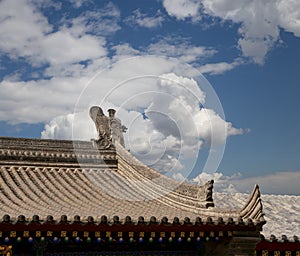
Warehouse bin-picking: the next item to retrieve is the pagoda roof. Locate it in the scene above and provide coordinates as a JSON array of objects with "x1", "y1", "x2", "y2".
[{"x1": 0, "y1": 137, "x2": 265, "y2": 227}]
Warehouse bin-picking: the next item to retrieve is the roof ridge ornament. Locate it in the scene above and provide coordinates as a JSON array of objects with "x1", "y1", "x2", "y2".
[
  {"x1": 89, "y1": 106, "x2": 127, "y2": 149},
  {"x1": 89, "y1": 106, "x2": 113, "y2": 149},
  {"x1": 239, "y1": 184, "x2": 266, "y2": 224}
]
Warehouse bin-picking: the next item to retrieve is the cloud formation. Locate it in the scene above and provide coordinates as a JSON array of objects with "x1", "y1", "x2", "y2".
[
  {"x1": 125, "y1": 9, "x2": 164, "y2": 28},
  {"x1": 198, "y1": 59, "x2": 243, "y2": 75},
  {"x1": 0, "y1": 0, "x2": 120, "y2": 67},
  {"x1": 162, "y1": 0, "x2": 300, "y2": 64},
  {"x1": 162, "y1": 0, "x2": 202, "y2": 21},
  {"x1": 41, "y1": 58, "x2": 243, "y2": 177},
  {"x1": 147, "y1": 38, "x2": 217, "y2": 63},
  {"x1": 65, "y1": 3, "x2": 121, "y2": 36}
]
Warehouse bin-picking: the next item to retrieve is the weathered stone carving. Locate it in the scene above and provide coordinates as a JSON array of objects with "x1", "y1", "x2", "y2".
[
  {"x1": 107, "y1": 109, "x2": 127, "y2": 147},
  {"x1": 196, "y1": 179, "x2": 214, "y2": 206},
  {"x1": 89, "y1": 106, "x2": 112, "y2": 149},
  {"x1": 205, "y1": 179, "x2": 214, "y2": 202},
  {"x1": 89, "y1": 107, "x2": 127, "y2": 148}
]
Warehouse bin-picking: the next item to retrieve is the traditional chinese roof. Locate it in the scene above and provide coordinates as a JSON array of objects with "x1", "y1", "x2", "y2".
[{"x1": 0, "y1": 137, "x2": 265, "y2": 227}]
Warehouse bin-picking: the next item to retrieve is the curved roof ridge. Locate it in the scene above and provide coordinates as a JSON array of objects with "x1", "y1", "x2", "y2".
[
  {"x1": 240, "y1": 184, "x2": 265, "y2": 222},
  {"x1": 115, "y1": 142, "x2": 214, "y2": 208}
]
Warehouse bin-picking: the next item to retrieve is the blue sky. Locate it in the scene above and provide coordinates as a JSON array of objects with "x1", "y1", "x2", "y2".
[{"x1": 0, "y1": 0, "x2": 299, "y2": 195}]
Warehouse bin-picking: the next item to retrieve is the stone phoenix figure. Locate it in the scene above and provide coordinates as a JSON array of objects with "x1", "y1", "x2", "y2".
[{"x1": 89, "y1": 106, "x2": 112, "y2": 149}]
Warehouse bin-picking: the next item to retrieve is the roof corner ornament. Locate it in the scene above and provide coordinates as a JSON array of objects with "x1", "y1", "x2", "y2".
[
  {"x1": 197, "y1": 179, "x2": 214, "y2": 208},
  {"x1": 205, "y1": 179, "x2": 214, "y2": 202},
  {"x1": 89, "y1": 106, "x2": 127, "y2": 149},
  {"x1": 239, "y1": 184, "x2": 266, "y2": 224}
]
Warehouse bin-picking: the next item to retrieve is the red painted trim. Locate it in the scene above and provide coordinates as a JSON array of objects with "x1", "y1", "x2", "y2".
[{"x1": 256, "y1": 241, "x2": 300, "y2": 251}]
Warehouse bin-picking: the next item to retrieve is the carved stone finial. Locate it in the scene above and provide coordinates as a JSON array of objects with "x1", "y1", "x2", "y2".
[
  {"x1": 205, "y1": 179, "x2": 214, "y2": 202},
  {"x1": 107, "y1": 109, "x2": 126, "y2": 147},
  {"x1": 197, "y1": 179, "x2": 214, "y2": 207},
  {"x1": 89, "y1": 106, "x2": 112, "y2": 149},
  {"x1": 90, "y1": 106, "x2": 127, "y2": 148}
]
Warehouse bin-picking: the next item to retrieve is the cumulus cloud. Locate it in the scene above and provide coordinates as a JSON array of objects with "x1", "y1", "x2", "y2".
[
  {"x1": 162, "y1": 0, "x2": 300, "y2": 64},
  {"x1": 41, "y1": 111, "x2": 95, "y2": 140},
  {"x1": 277, "y1": 0, "x2": 300, "y2": 37},
  {"x1": 0, "y1": 0, "x2": 113, "y2": 67},
  {"x1": 201, "y1": 0, "x2": 300, "y2": 64},
  {"x1": 193, "y1": 171, "x2": 241, "y2": 192},
  {"x1": 125, "y1": 9, "x2": 164, "y2": 28},
  {"x1": 147, "y1": 38, "x2": 216, "y2": 63},
  {"x1": 42, "y1": 31, "x2": 106, "y2": 65},
  {"x1": 42, "y1": 114, "x2": 76, "y2": 140},
  {"x1": 0, "y1": 76, "x2": 91, "y2": 124},
  {"x1": 41, "y1": 60, "x2": 242, "y2": 176},
  {"x1": 0, "y1": 0, "x2": 122, "y2": 123},
  {"x1": 162, "y1": 0, "x2": 202, "y2": 21},
  {"x1": 0, "y1": 0, "x2": 52, "y2": 62}
]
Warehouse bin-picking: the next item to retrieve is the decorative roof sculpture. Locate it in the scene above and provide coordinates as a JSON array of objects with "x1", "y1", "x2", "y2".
[
  {"x1": 107, "y1": 108, "x2": 127, "y2": 147},
  {"x1": 89, "y1": 106, "x2": 112, "y2": 149},
  {"x1": 89, "y1": 106, "x2": 127, "y2": 149}
]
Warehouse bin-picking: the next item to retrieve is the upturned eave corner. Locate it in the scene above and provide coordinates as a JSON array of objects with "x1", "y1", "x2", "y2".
[{"x1": 239, "y1": 184, "x2": 266, "y2": 226}]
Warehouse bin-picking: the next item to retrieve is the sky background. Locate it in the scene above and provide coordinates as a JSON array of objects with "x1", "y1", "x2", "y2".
[{"x1": 0, "y1": 0, "x2": 299, "y2": 195}]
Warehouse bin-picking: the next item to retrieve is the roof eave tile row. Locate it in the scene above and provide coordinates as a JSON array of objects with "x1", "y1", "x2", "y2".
[{"x1": 0, "y1": 214, "x2": 265, "y2": 231}]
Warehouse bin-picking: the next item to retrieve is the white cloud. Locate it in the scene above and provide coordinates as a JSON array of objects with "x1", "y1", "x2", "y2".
[
  {"x1": 194, "y1": 108, "x2": 243, "y2": 145},
  {"x1": 147, "y1": 38, "x2": 216, "y2": 63},
  {"x1": 232, "y1": 171, "x2": 300, "y2": 195},
  {"x1": 0, "y1": 56, "x2": 184, "y2": 124},
  {"x1": 200, "y1": 0, "x2": 300, "y2": 64},
  {"x1": 198, "y1": 59, "x2": 243, "y2": 75},
  {"x1": 193, "y1": 171, "x2": 241, "y2": 192},
  {"x1": 125, "y1": 9, "x2": 164, "y2": 28},
  {"x1": 159, "y1": 73, "x2": 206, "y2": 104},
  {"x1": 0, "y1": 77, "x2": 89, "y2": 123},
  {"x1": 42, "y1": 113, "x2": 76, "y2": 140},
  {"x1": 42, "y1": 31, "x2": 107, "y2": 65},
  {"x1": 31, "y1": 0, "x2": 62, "y2": 10},
  {"x1": 65, "y1": 4, "x2": 121, "y2": 36},
  {"x1": 41, "y1": 111, "x2": 95, "y2": 140},
  {"x1": 68, "y1": 0, "x2": 88, "y2": 8},
  {"x1": 162, "y1": 0, "x2": 201, "y2": 21},
  {"x1": 162, "y1": 0, "x2": 300, "y2": 64},
  {"x1": 111, "y1": 43, "x2": 141, "y2": 61},
  {"x1": 41, "y1": 65, "x2": 242, "y2": 177},
  {"x1": 0, "y1": 0, "x2": 116, "y2": 67},
  {"x1": 277, "y1": 0, "x2": 300, "y2": 37},
  {"x1": 0, "y1": 0, "x2": 52, "y2": 61}
]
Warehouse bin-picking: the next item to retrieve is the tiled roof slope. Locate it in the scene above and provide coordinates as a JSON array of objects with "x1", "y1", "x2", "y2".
[{"x1": 0, "y1": 137, "x2": 265, "y2": 225}]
